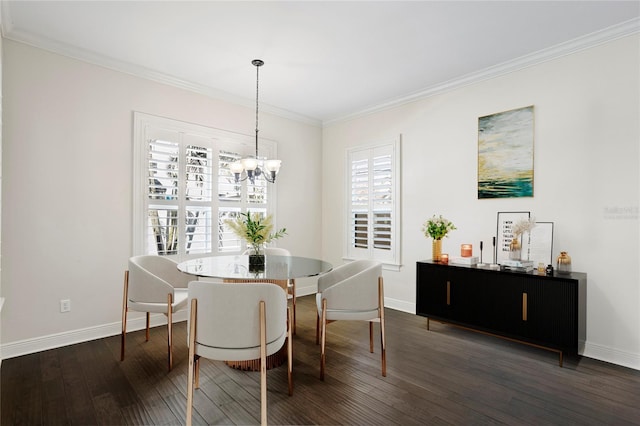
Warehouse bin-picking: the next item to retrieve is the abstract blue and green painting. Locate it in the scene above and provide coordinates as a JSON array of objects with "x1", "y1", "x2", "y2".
[{"x1": 478, "y1": 105, "x2": 534, "y2": 199}]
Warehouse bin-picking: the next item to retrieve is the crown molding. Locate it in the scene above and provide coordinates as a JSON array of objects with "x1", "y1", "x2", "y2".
[
  {"x1": 0, "y1": 8, "x2": 321, "y2": 128},
  {"x1": 324, "y1": 17, "x2": 640, "y2": 127},
  {"x1": 2, "y1": 6, "x2": 637, "y2": 128}
]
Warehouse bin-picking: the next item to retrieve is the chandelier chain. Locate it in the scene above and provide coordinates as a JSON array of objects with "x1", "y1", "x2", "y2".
[{"x1": 255, "y1": 61, "x2": 260, "y2": 157}]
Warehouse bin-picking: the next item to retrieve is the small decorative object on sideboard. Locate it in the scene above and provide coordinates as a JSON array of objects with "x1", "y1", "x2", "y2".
[
  {"x1": 509, "y1": 238, "x2": 522, "y2": 260},
  {"x1": 422, "y1": 215, "x2": 456, "y2": 263},
  {"x1": 501, "y1": 259, "x2": 534, "y2": 272},
  {"x1": 537, "y1": 263, "x2": 546, "y2": 275},
  {"x1": 461, "y1": 244, "x2": 472, "y2": 257},
  {"x1": 432, "y1": 239, "x2": 442, "y2": 263},
  {"x1": 546, "y1": 264, "x2": 554, "y2": 276},
  {"x1": 556, "y1": 251, "x2": 572, "y2": 274},
  {"x1": 450, "y1": 255, "x2": 478, "y2": 266},
  {"x1": 509, "y1": 217, "x2": 536, "y2": 261},
  {"x1": 441, "y1": 254, "x2": 449, "y2": 264}
]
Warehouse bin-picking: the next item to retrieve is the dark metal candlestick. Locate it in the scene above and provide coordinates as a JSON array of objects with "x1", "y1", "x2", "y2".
[{"x1": 492, "y1": 236, "x2": 496, "y2": 264}]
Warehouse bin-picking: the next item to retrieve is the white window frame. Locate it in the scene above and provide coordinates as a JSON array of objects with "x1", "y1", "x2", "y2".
[
  {"x1": 345, "y1": 136, "x2": 401, "y2": 271},
  {"x1": 133, "y1": 112, "x2": 278, "y2": 260}
]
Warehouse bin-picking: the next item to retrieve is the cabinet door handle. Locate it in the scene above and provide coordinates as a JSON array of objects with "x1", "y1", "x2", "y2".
[
  {"x1": 522, "y1": 292, "x2": 528, "y2": 321},
  {"x1": 447, "y1": 281, "x2": 451, "y2": 306}
]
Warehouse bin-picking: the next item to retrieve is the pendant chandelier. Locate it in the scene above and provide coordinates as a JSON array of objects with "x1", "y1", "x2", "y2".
[{"x1": 230, "y1": 59, "x2": 281, "y2": 184}]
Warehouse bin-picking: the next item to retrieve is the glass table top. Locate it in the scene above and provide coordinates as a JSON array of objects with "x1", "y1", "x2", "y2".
[{"x1": 177, "y1": 255, "x2": 333, "y2": 280}]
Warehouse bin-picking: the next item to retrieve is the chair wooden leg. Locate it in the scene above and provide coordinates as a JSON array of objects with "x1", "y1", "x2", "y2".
[
  {"x1": 379, "y1": 277, "x2": 386, "y2": 377},
  {"x1": 320, "y1": 298, "x2": 327, "y2": 381},
  {"x1": 287, "y1": 306, "x2": 293, "y2": 396},
  {"x1": 186, "y1": 299, "x2": 197, "y2": 426},
  {"x1": 259, "y1": 301, "x2": 267, "y2": 426},
  {"x1": 369, "y1": 322, "x2": 374, "y2": 353},
  {"x1": 316, "y1": 313, "x2": 320, "y2": 345},
  {"x1": 167, "y1": 293, "x2": 174, "y2": 372},
  {"x1": 380, "y1": 317, "x2": 387, "y2": 377},
  {"x1": 121, "y1": 270, "x2": 129, "y2": 362},
  {"x1": 291, "y1": 279, "x2": 297, "y2": 336},
  {"x1": 145, "y1": 313, "x2": 150, "y2": 342},
  {"x1": 195, "y1": 356, "x2": 200, "y2": 389}
]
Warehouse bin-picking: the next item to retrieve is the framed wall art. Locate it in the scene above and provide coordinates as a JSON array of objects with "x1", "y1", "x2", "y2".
[{"x1": 478, "y1": 105, "x2": 534, "y2": 199}]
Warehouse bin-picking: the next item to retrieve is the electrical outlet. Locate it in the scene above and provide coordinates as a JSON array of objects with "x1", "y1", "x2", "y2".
[{"x1": 60, "y1": 299, "x2": 71, "y2": 313}]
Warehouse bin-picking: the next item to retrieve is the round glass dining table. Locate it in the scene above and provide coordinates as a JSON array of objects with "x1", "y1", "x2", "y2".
[
  {"x1": 177, "y1": 254, "x2": 332, "y2": 281},
  {"x1": 177, "y1": 254, "x2": 332, "y2": 371}
]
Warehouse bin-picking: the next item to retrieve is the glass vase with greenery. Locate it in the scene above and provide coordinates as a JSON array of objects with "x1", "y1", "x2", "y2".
[{"x1": 225, "y1": 212, "x2": 287, "y2": 256}]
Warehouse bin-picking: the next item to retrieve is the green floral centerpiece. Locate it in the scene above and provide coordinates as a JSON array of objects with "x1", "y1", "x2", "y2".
[
  {"x1": 422, "y1": 215, "x2": 456, "y2": 262},
  {"x1": 225, "y1": 212, "x2": 287, "y2": 256}
]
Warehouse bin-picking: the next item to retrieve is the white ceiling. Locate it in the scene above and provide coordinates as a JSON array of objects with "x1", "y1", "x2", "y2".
[{"x1": 2, "y1": 1, "x2": 639, "y2": 124}]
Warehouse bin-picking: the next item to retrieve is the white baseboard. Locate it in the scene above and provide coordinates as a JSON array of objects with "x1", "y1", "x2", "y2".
[
  {"x1": 1, "y1": 311, "x2": 188, "y2": 360},
  {"x1": 384, "y1": 298, "x2": 415, "y2": 314},
  {"x1": 582, "y1": 341, "x2": 640, "y2": 370},
  {"x1": 297, "y1": 285, "x2": 416, "y2": 315},
  {"x1": 2, "y1": 297, "x2": 638, "y2": 371}
]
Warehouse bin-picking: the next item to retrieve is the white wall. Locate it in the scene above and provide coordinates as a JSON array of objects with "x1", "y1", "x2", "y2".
[
  {"x1": 322, "y1": 34, "x2": 640, "y2": 369},
  {"x1": 0, "y1": 26, "x2": 4, "y2": 365},
  {"x1": 0, "y1": 40, "x2": 323, "y2": 355}
]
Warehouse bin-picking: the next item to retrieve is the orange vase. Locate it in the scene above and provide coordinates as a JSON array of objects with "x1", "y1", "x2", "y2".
[{"x1": 432, "y1": 239, "x2": 442, "y2": 262}]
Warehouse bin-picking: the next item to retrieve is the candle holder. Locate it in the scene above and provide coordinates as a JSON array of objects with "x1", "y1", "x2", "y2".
[
  {"x1": 461, "y1": 244, "x2": 472, "y2": 257},
  {"x1": 441, "y1": 254, "x2": 449, "y2": 264}
]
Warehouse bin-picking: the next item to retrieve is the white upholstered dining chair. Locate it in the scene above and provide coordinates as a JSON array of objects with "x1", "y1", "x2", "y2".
[
  {"x1": 185, "y1": 281, "x2": 292, "y2": 426},
  {"x1": 316, "y1": 259, "x2": 386, "y2": 380},
  {"x1": 121, "y1": 255, "x2": 191, "y2": 371},
  {"x1": 242, "y1": 247, "x2": 298, "y2": 334}
]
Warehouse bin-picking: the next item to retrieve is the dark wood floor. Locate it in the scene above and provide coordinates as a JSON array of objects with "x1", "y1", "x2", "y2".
[{"x1": 3, "y1": 295, "x2": 640, "y2": 425}]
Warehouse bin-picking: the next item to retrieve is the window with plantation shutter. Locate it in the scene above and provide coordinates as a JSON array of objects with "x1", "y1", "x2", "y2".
[
  {"x1": 346, "y1": 138, "x2": 401, "y2": 269},
  {"x1": 133, "y1": 112, "x2": 278, "y2": 258}
]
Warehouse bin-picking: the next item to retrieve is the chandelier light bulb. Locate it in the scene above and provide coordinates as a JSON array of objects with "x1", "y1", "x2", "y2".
[
  {"x1": 241, "y1": 157, "x2": 258, "y2": 171},
  {"x1": 265, "y1": 159, "x2": 282, "y2": 173}
]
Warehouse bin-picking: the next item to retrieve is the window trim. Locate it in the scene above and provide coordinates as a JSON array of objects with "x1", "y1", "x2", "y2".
[
  {"x1": 344, "y1": 136, "x2": 402, "y2": 271},
  {"x1": 133, "y1": 112, "x2": 278, "y2": 258}
]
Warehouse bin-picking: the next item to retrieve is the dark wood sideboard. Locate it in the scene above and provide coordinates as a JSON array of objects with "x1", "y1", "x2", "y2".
[{"x1": 416, "y1": 260, "x2": 586, "y2": 366}]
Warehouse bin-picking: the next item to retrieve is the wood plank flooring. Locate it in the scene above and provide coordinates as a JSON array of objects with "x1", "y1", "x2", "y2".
[{"x1": 3, "y1": 295, "x2": 640, "y2": 425}]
